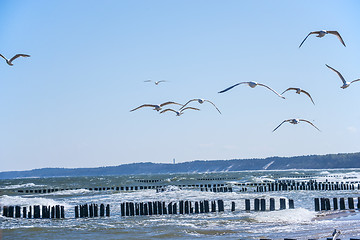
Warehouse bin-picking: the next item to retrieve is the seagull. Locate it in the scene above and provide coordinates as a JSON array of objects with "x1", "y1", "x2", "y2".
[
  {"x1": 144, "y1": 80, "x2": 167, "y2": 85},
  {"x1": 179, "y1": 99, "x2": 221, "y2": 114},
  {"x1": 332, "y1": 229, "x2": 341, "y2": 240},
  {"x1": 326, "y1": 64, "x2": 360, "y2": 89},
  {"x1": 130, "y1": 101, "x2": 183, "y2": 112},
  {"x1": 272, "y1": 119, "x2": 321, "y2": 132},
  {"x1": 218, "y1": 81, "x2": 285, "y2": 99},
  {"x1": 0, "y1": 53, "x2": 30, "y2": 66},
  {"x1": 281, "y1": 88, "x2": 315, "y2": 105},
  {"x1": 299, "y1": 30, "x2": 346, "y2": 48},
  {"x1": 160, "y1": 107, "x2": 200, "y2": 116}
]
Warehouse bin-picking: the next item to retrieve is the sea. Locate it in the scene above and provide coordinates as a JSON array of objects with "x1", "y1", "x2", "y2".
[{"x1": 1, "y1": 169, "x2": 360, "y2": 240}]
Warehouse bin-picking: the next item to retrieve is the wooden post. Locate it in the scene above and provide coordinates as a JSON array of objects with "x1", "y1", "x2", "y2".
[
  {"x1": 333, "y1": 198, "x2": 338, "y2": 210},
  {"x1": 314, "y1": 198, "x2": 320, "y2": 211},
  {"x1": 340, "y1": 198, "x2": 345, "y2": 210},
  {"x1": 56, "y1": 205, "x2": 60, "y2": 219},
  {"x1": 41, "y1": 206, "x2": 47, "y2": 218},
  {"x1": 320, "y1": 198, "x2": 326, "y2": 211},
  {"x1": 189, "y1": 201, "x2": 193, "y2": 214},
  {"x1": 157, "y1": 202, "x2": 162, "y2": 215},
  {"x1": 162, "y1": 202, "x2": 167, "y2": 215},
  {"x1": 200, "y1": 201, "x2": 204, "y2": 213},
  {"x1": 179, "y1": 201, "x2": 184, "y2": 214},
  {"x1": 15, "y1": 206, "x2": 21, "y2": 218},
  {"x1": 126, "y1": 202, "x2": 131, "y2": 216},
  {"x1": 348, "y1": 197, "x2": 355, "y2": 209},
  {"x1": 358, "y1": 197, "x2": 360, "y2": 209},
  {"x1": 231, "y1": 201, "x2": 235, "y2": 211},
  {"x1": 121, "y1": 203, "x2": 125, "y2": 216},
  {"x1": 325, "y1": 198, "x2": 331, "y2": 211},
  {"x1": 280, "y1": 198, "x2": 286, "y2": 210},
  {"x1": 254, "y1": 199, "x2": 260, "y2": 211},
  {"x1": 23, "y1": 207, "x2": 27, "y2": 218},
  {"x1": 217, "y1": 200, "x2": 224, "y2": 212},
  {"x1": 143, "y1": 202, "x2": 148, "y2": 215},
  {"x1": 129, "y1": 202, "x2": 135, "y2": 216},
  {"x1": 270, "y1": 198, "x2": 275, "y2": 211},
  {"x1": 245, "y1": 199, "x2": 251, "y2": 211},
  {"x1": 28, "y1": 206, "x2": 33, "y2": 218},
  {"x1": 3, "y1": 206, "x2": 8, "y2": 217},
  {"x1": 260, "y1": 199, "x2": 266, "y2": 211},
  {"x1": 288, "y1": 199, "x2": 294, "y2": 209},
  {"x1": 195, "y1": 202, "x2": 199, "y2": 214},
  {"x1": 100, "y1": 204, "x2": 105, "y2": 217},
  {"x1": 211, "y1": 200, "x2": 216, "y2": 212},
  {"x1": 204, "y1": 200, "x2": 209, "y2": 213},
  {"x1": 172, "y1": 202, "x2": 177, "y2": 214},
  {"x1": 34, "y1": 205, "x2": 40, "y2": 218},
  {"x1": 75, "y1": 206, "x2": 79, "y2": 218},
  {"x1": 185, "y1": 201, "x2": 189, "y2": 214},
  {"x1": 61, "y1": 206, "x2": 64, "y2": 218},
  {"x1": 153, "y1": 202, "x2": 157, "y2": 215},
  {"x1": 106, "y1": 204, "x2": 110, "y2": 217},
  {"x1": 148, "y1": 202, "x2": 153, "y2": 216},
  {"x1": 89, "y1": 204, "x2": 94, "y2": 218},
  {"x1": 168, "y1": 202, "x2": 173, "y2": 214}
]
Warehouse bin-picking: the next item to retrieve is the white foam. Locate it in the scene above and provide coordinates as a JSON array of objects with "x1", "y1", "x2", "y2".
[
  {"x1": 254, "y1": 208, "x2": 316, "y2": 223},
  {"x1": 0, "y1": 183, "x2": 46, "y2": 189},
  {"x1": 0, "y1": 195, "x2": 67, "y2": 207}
]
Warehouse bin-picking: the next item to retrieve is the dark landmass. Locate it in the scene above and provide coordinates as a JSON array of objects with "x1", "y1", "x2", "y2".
[{"x1": 1, "y1": 152, "x2": 360, "y2": 179}]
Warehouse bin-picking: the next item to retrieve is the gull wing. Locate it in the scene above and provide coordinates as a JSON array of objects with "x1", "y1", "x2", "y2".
[
  {"x1": 180, "y1": 107, "x2": 200, "y2": 112},
  {"x1": 300, "y1": 89, "x2": 315, "y2": 105},
  {"x1": 160, "y1": 108, "x2": 177, "y2": 114},
  {"x1": 218, "y1": 82, "x2": 247, "y2": 93},
  {"x1": 326, "y1": 64, "x2": 346, "y2": 85},
  {"x1": 272, "y1": 120, "x2": 290, "y2": 132},
  {"x1": 157, "y1": 80, "x2": 166, "y2": 83},
  {"x1": 0, "y1": 54, "x2": 8, "y2": 62},
  {"x1": 130, "y1": 104, "x2": 157, "y2": 112},
  {"x1": 257, "y1": 83, "x2": 285, "y2": 99},
  {"x1": 281, "y1": 87, "x2": 298, "y2": 95},
  {"x1": 299, "y1": 31, "x2": 320, "y2": 48},
  {"x1": 327, "y1": 31, "x2": 346, "y2": 47},
  {"x1": 179, "y1": 99, "x2": 197, "y2": 110},
  {"x1": 9, "y1": 54, "x2": 30, "y2": 64},
  {"x1": 299, "y1": 119, "x2": 321, "y2": 131},
  {"x1": 204, "y1": 100, "x2": 222, "y2": 114},
  {"x1": 160, "y1": 101, "x2": 183, "y2": 107},
  {"x1": 144, "y1": 80, "x2": 152, "y2": 82},
  {"x1": 350, "y1": 79, "x2": 360, "y2": 84}
]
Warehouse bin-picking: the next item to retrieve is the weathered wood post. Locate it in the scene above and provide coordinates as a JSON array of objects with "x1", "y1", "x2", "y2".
[
  {"x1": 55, "y1": 205, "x2": 60, "y2": 219},
  {"x1": 162, "y1": 202, "x2": 167, "y2": 215},
  {"x1": 41, "y1": 206, "x2": 47, "y2": 218},
  {"x1": 134, "y1": 203, "x2": 139, "y2": 216},
  {"x1": 184, "y1": 201, "x2": 189, "y2": 214},
  {"x1": 320, "y1": 198, "x2": 326, "y2": 211},
  {"x1": 211, "y1": 201, "x2": 216, "y2": 212},
  {"x1": 348, "y1": 197, "x2": 354, "y2": 209},
  {"x1": 280, "y1": 198, "x2": 286, "y2": 210},
  {"x1": 260, "y1": 199, "x2": 266, "y2": 211},
  {"x1": 75, "y1": 206, "x2": 79, "y2": 218},
  {"x1": 28, "y1": 206, "x2": 32, "y2": 218},
  {"x1": 204, "y1": 200, "x2": 209, "y2": 213},
  {"x1": 83, "y1": 204, "x2": 88, "y2": 218},
  {"x1": 34, "y1": 205, "x2": 40, "y2": 218},
  {"x1": 245, "y1": 199, "x2": 251, "y2": 211},
  {"x1": 153, "y1": 202, "x2": 157, "y2": 215},
  {"x1": 200, "y1": 201, "x2": 204, "y2": 213},
  {"x1": 339, "y1": 198, "x2": 346, "y2": 210},
  {"x1": 179, "y1": 200, "x2": 184, "y2": 214},
  {"x1": 143, "y1": 202, "x2": 148, "y2": 215},
  {"x1": 168, "y1": 202, "x2": 173, "y2": 214},
  {"x1": 93, "y1": 204, "x2": 98, "y2": 217},
  {"x1": 129, "y1": 202, "x2": 134, "y2": 216},
  {"x1": 270, "y1": 198, "x2": 275, "y2": 211},
  {"x1": 148, "y1": 202, "x2": 153, "y2": 216},
  {"x1": 217, "y1": 200, "x2": 224, "y2": 212},
  {"x1": 254, "y1": 199, "x2": 260, "y2": 211},
  {"x1": 195, "y1": 202, "x2": 199, "y2": 214},
  {"x1": 3, "y1": 206, "x2": 8, "y2": 217},
  {"x1": 89, "y1": 204, "x2": 94, "y2": 218},
  {"x1": 314, "y1": 198, "x2": 320, "y2": 211},
  {"x1": 231, "y1": 201, "x2": 235, "y2": 212},
  {"x1": 157, "y1": 201, "x2": 162, "y2": 215},
  {"x1": 15, "y1": 206, "x2": 21, "y2": 218},
  {"x1": 172, "y1": 202, "x2": 177, "y2": 214},
  {"x1": 61, "y1": 206, "x2": 65, "y2": 218},
  {"x1": 106, "y1": 204, "x2": 110, "y2": 217},
  {"x1": 333, "y1": 198, "x2": 338, "y2": 210},
  {"x1": 126, "y1": 202, "x2": 131, "y2": 216},
  {"x1": 100, "y1": 204, "x2": 105, "y2": 217},
  {"x1": 23, "y1": 207, "x2": 27, "y2": 218},
  {"x1": 121, "y1": 203, "x2": 125, "y2": 216},
  {"x1": 288, "y1": 199, "x2": 294, "y2": 209},
  {"x1": 358, "y1": 197, "x2": 360, "y2": 209},
  {"x1": 325, "y1": 198, "x2": 331, "y2": 211},
  {"x1": 189, "y1": 201, "x2": 193, "y2": 214}
]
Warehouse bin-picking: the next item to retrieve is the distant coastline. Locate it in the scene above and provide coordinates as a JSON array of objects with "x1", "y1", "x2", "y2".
[{"x1": 1, "y1": 152, "x2": 359, "y2": 179}]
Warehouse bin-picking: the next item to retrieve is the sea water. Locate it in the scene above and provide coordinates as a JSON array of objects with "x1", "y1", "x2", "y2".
[{"x1": 1, "y1": 169, "x2": 360, "y2": 240}]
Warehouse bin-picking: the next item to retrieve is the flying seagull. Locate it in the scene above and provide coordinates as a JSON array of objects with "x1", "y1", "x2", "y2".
[
  {"x1": 272, "y1": 119, "x2": 321, "y2": 132},
  {"x1": 218, "y1": 81, "x2": 285, "y2": 99},
  {"x1": 0, "y1": 53, "x2": 30, "y2": 66},
  {"x1": 281, "y1": 88, "x2": 315, "y2": 105},
  {"x1": 299, "y1": 30, "x2": 346, "y2": 48},
  {"x1": 326, "y1": 64, "x2": 360, "y2": 89},
  {"x1": 144, "y1": 80, "x2": 167, "y2": 85},
  {"x1": 160, "y1": 107, "x2": 200, "y2": 116},
  {"x1": 179, "y1": 99, "x2": 221, "y2": 114},
  {"x1": 130, "y1": 101, "x2": 183, "y2": 112}
]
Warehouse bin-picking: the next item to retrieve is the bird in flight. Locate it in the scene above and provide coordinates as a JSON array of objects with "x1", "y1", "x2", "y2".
[
  {"x1": 130, "y1": 101, "x2": 183, "y2": 112},
  {"x1": 144, "y1": 80, "x2": 167, "y2": 85},
  {"x1": 332, "y1": 229, "x2": 341, "y2": 240},
  {"x1": 160, "y1": 107, "x2": 200, "y2": 116},
  {"x1": 272, "y1": 119, "x2": 321, "y2": 132},
  {"x1": 179, "y1": 99, "x2": 221, "y2": 114},
  {"x1": 218, "y1": 81, "x2": 285, "y2": 99},
  {"x1": 0, "y1": 53, "x2": 30, "y2": 66},
  {"x1": 326, "y1": 64, "x2": 360, "y2": 89},
  {"x1": 281, "y1": 88, "x2": 315, "y2": 105},
  {"x1": 299, "y1": 30, "x2": 346, "y2": 48}
]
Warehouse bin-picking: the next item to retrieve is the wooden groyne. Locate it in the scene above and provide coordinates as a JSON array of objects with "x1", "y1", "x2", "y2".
[
  {"x1": 314, "y1": 197, "x2": 360, "y2": 211},
  {"x1": 245, "y1": 198, "x2": 294, "y2": 211},
  {"x1": 2, "y1": 205, "x2": 65, "y2": 219},
  {"x1": 75, "y1": 203, "x2": 110, "y2": 218}
]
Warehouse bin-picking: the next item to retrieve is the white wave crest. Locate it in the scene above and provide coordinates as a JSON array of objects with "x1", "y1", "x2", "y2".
[{"x1": 254, "y1": 208, "x2": 316, "y2": 223}]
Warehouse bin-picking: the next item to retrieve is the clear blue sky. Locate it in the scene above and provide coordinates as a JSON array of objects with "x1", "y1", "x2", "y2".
[{"x1": 0, "y1": 0, "x2": 359, "y2": 171}]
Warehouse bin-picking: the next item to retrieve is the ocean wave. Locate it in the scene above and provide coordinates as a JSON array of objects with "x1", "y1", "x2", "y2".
[
  {"x1": 253, "y1": 208, "x2": 316, "y2": 223},
  {"x1": 0, "y1": 183, "x2": 46, "y2": 190}
]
